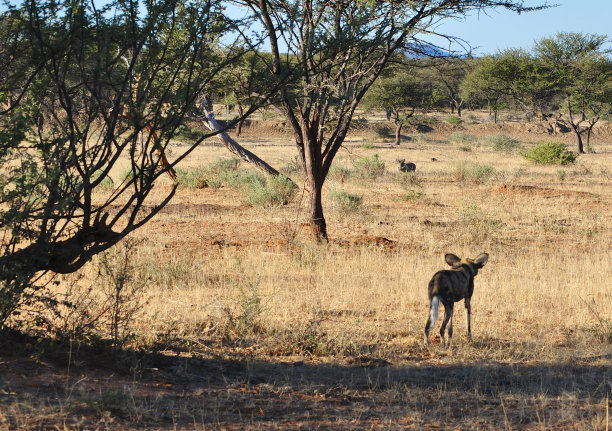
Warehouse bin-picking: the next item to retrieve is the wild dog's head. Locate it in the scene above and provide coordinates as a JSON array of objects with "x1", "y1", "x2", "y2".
[{"x1": 445, "y1": 253, "x2": 489, "y2": 275}]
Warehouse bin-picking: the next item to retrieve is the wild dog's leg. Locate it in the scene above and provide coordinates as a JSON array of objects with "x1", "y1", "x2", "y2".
[
  {"x1": 465, "y1": 298, "x2": 472, "y2": 342},
  {"x1": 424, "y1": 296, "x2": 440, "y2": 345},
  {"x1": 447, "y1": 309, "x2": 454, "y2": 347},
  {"x1": 439, "y1": 301, "x2": 453, "y2": 347}
]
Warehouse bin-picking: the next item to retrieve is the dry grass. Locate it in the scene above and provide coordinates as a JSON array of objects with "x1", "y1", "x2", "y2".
[{"x1": 1, "y1": 115, "x2": 611, "y2": 429}]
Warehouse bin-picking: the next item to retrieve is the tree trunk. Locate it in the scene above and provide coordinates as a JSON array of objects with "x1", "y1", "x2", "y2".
[
  {"x1": 395, "y1": 122, "x2": 403, "y2": 146},
  {"x1": 236, "y1": 104, "x2": 244, "y2": 137},
  {"x1": 574, "y1": 127, "x2": 585, "y2": 154},
  {"x1": 565, "y1": 94, "x2": 585, "y2": 154},
  {"x1": 308, "y1": 179, "x2": 327, "y2": 242},
  {"x1": 302, "y1": 123, "x2": 328, "y2": 242}
]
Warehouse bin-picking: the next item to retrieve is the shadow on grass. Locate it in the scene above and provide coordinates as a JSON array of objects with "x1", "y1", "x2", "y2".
[{"x1": 0, "y1": 329, "x2": 610, "y2": 429}]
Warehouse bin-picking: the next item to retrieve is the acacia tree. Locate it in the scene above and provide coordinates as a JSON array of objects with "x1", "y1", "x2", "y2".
[
  {"x1": 232, "y1": 0, "x2": 548, "y2": 241},
  {"x1": 362, "y1": 69, "x2": 437, "y2": 145},
  {"x1": 534, "y1": 32, "x2": 612, "y2": 153},
  {"x1": 460, "y1": 55, "x2": 511, "y2": 122},
  {"x1": 0, "y1": 0, "x2": 277, "y2": 325},
  {"x1": 427, "y1": 57, "x2": 472, "y2": 117}
]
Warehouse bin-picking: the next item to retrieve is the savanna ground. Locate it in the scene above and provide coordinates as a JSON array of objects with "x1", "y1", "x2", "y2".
[{"x1": 1, "y1": 110, "x2": 611, "y2": 430}]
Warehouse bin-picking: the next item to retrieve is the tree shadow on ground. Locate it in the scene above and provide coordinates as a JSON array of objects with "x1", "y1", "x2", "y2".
[{"x1": 0, "y1": 330, "x2": 610, "y2": 430}]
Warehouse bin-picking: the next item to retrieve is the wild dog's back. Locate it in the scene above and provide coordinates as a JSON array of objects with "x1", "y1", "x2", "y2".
[{"x1": 428, "y1": 266, "x2": 473, "y2": 304}]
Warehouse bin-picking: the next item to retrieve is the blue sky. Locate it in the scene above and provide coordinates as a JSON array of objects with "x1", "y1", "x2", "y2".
[{"x1": 433, "y1": 1, "x2": 612, "y2": 55}]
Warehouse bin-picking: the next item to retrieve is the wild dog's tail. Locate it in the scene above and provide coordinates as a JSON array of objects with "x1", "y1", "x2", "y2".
[
  {"x1": 429, "y1": 296, "x2": 440, "y2": 326},
  {"x1": 424, "y1": 295, "x2": 441, "y2": 345}
]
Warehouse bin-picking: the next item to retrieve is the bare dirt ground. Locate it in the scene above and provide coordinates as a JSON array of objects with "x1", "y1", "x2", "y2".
[{"x1": 1, "y1": 113, "x2": 611, "y2": 430}]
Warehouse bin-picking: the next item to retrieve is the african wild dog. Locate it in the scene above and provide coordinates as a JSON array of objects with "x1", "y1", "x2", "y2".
[
  {"x1": 424, "y1": 253, "x2": 489, "y2": 346},
  {"x1": 397, "y1": 159, "x2": 416, "y2": 172}
]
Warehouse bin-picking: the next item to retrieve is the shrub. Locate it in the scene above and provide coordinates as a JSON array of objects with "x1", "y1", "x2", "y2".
[
  {"x1": 454, "y1": 163, "x2": 496, "y2": 184},
  {"x1": 97, "y1": 239, "x2": 147, "y2": 350},
  {"x1": 352, "y1": 154, "x2": 386, "y2": 180},
  {"x1": 481, "y1": 133, "x2": 520, "y2": 152},
  {"x1": 207, "y1": 157, "x2": 241, "y2": 175},
  {"x1": 557, "y1": 169, "x2": 567, "y2": 181},
  {"x1": 247, "y1": 175, "x2": 297, "y2": 207},
  {"x1": 457, "y1": 201, "x2": 501, "y2": 244},
  {"x1": 449, "y1": 131, "x2": 476, "y2": 144},
  {"x1": 374, "y1": 124, "x2": 392, "y2": 139},
  {"x1": 328, "y1": 189, "x2": 363, "y2": 214},
  {"x1": 174, "y1": 124, "x2": 205, "y2": 142},
  {"x1": 215, "y1": 169, "x2": 262, "y2": 189},
  {"x1": 445, "y1": 116, "x2": 463, "y2": 125},
  {"x1": 328, "y1": 165, "x2": 352, "y2": 183},
  {"x1": 280, "y1": 156, "x2": 303, "y2": 176},
  {"x1": 119, "y1": 167, "x2": 137, "y2": 182},
  {"x1": 174, "y1": 158, "x2": 242, "y2": 189},
  {"x1": 92, "y1": 170, "x2": 114, "y2": 191},
  {"x1": 401, "y1": 189, "x2": 424, "y2": 201},
  {"x1": 175, "y1": 167, "x2": 209, "y2": 188},
  {"x1": 523, "y1": 141, "x2": 577, "y2": 165},
  {"x1": 395, "y1": 171, "x2": 421, "y2": 188}
]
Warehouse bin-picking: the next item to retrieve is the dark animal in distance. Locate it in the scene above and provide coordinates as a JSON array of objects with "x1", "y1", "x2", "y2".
[
  {"x1": 397, "y1": 159, "x2": 416, "y2": 172},
  {"x1": 424, "y1": 253, "x2": 489, "y2": 347}
]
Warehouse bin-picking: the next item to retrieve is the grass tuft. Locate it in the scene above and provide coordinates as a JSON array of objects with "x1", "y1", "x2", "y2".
[
  {"x1": 480, "y1": 133, "x2": 520, "y2": 152},
  {"x1": 328, "y1": 189, "x2": 363, "y2": 214},
  {"x1": 454, "y1": 163, "x2": 496, "y2": 184},
  {"x1": 352, "y1": 154, "x2": 386, "y2": 180}
]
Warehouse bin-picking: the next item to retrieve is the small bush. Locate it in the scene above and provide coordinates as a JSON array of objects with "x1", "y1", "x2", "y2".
[
  {"x1": 445, "y1": 116, "x2": 463, "y2": 125},
  {"x1": 454, "y1": 163, "x2": 496, "y2": 184},
  {"x1": 247, "y1": 175, "x2": 297, "y2": 207},
  {"x1": 457, "y1": 201, "x2": 501, "y2": 244},
  {"x1": 395, "y1": 171, "x2": 421, "y2": 188},
  {"x1": 401, "y1": 189, "x2": 424, "y2": 201},
  {"x1": 481, "y1": 133, "x2": 520, "y2": 152},
  {"x1": 280, "y1": 156, "x2": 303, "y2": 176},
  {"x1": 352, "y1": 154, "x2": 385, "y2": 180},
  {"x1": 119, "y1": 167, "x2": 137, "y2": 182},
  {"x1": 97, "y1": 239, "x2": 147, "y2": 350},
  {"x1": 175, "y1": 167, "x2": 209, "y2": 188},
  {"x1": 374, "y1": 125, "x2": 392, "y2": 139},
  {"x1": 556, "y1": 169, "x2": 567, "y2": 181},
  {"x1": 449, "y1": 131, "x2": 476, "y2": 144},
  {"x1": 92, "y1": 170, "x2": 114, "y2": 191},
  {"x1": 174, "y1": 124, "x2": 205, "y2": 142},
  {"x1": 207, "y1": 157, "x2": 241, "y2": 175},
  {"x1": 407, "y1": 133, "x2": 424, "y2": 143},
  {"x1": 220, "y1": 279, "x2": 267, "y2": 338},
  {"x1": 328, "y1": 189, "x2": 363, "y2": 214},
  {"x1": 175, "y1": 158, "x2": 242, "y2": 189},
  {"x1": 328, "y1": 165, "x2": 352, "y2": 183},
  {"x1": 215, "y1": 169, "x2": 261, "y2": 189},
  {"x1": 523, "y1": 141, "x2": 577, "y2": 165}
]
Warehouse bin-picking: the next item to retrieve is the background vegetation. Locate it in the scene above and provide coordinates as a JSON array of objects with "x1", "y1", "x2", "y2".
[{"x1": 0, "y1": 0, "x2": 611, "y2": 428}]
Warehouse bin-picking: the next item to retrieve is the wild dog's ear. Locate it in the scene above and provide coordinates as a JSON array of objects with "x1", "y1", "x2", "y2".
[
  {"x1": 445, "y1": 253, "x2": 461, "y2": 267},
  {"x1": 474, "y1": 253, "x2": 489, "y2": 267}
]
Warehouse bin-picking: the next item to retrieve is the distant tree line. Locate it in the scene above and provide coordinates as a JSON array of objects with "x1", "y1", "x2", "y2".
[{"x1": 363, "y1": 33, "x2": 612, "y2": 152}]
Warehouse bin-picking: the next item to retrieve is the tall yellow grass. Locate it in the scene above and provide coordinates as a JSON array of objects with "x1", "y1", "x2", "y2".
[{"x1": 63, "y1": 127, "x2": 612, "y2": 364}]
